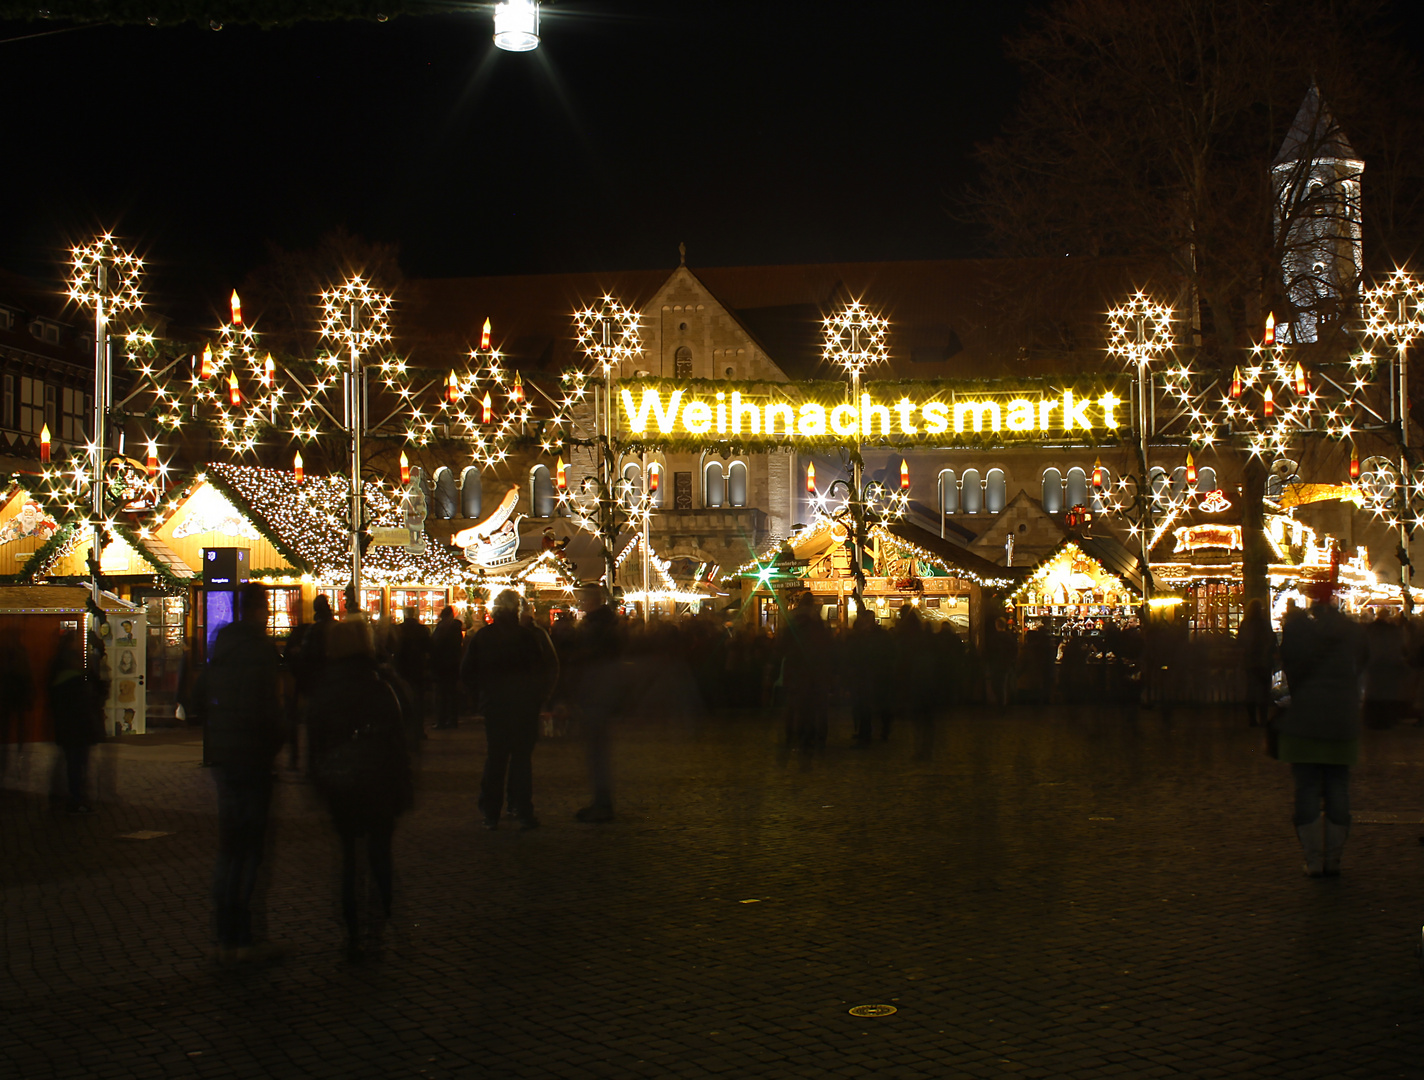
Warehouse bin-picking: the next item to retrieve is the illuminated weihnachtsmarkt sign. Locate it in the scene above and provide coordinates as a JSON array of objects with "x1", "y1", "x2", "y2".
[{"x1": 618, "y1": 379, "x2": 1130, "y2": 447}]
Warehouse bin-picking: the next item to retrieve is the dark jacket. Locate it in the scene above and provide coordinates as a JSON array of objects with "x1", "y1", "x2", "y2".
[
  {"x1": 461, "y1": 613, "x2": 559, "y2": 722},
  {"x1": 391, "y1": 619, "x2": 431, "y2": 688},
  {"x1": 429, "y1": 614, "x2": 464, "y2": 680},
  {"x1": 1279, "y1": 604, "x2": 1364, "y2": 742},
  {"x1": 309, "y1": 655, "x2": 413, "y2": 823},
  {"x1": 199, "y1": 620, "x2": 284, "y2": 769},
  {"x1": 50, "y1": 667, "x2": 100, "y2": 747}
]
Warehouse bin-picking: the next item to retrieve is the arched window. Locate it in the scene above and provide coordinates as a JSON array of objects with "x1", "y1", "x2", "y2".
[
  {"x1": 1149, "y1": 467, "x2": 1168, "y2": 504},
  {"x1": 674, "y1": 346, "x2": 693, "y2": 378},
  {"x1": 728, "y1": 461, "x2": 748, "y2": 507},
  {"x1": 1041, "y1": 468, "x2": 1063, "y2": 513},
  {"x1": 531, "y1": 465, "x2": 555, "y2": 518},
  {"x1": 985, "y1": 468, "x2": 1006, "y2": 514},
  {"x1": 460, "y1": 466, "x2": 482, "y2": 519},
  {"x1": 939, "y1": 469, "x2": 958, "y2": 514},
  {"x1": 1065, "y1": 467, "x2": 1089, "y2": 510},
  {"x1": 1169, "y1": 466, "x2": 1188, "y2": 500},
  {"x1": 647, "y1": 463, "x2": 664, "y2": 508},
  {"x1": 430, "y1": 466, "x2": 457, "y2": 519},
  {"x1": 1090, "y1": 466, "x2": 1113, "y2": 511},
  {"x1": 1196, "y1": 465, "x2": 1217, "y2": 493},
  {"x1": 961, "y1": 468, "x2": 983, "y2": 514},
  {"x1": 704, "y1": 461, "x2": 725, "y2": 508},
  {"x1": 620, "y1": 462, "x2": 641, "y2": 509}
]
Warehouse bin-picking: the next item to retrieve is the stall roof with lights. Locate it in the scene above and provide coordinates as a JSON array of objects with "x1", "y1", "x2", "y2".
[{"x1": 1008, "y1": 536, "x2": 1144, "y2": 606}]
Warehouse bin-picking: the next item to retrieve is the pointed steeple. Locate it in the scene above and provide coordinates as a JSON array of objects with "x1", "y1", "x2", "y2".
[{"x1": 1273, "y1": 82, "x2": 1360, "y2": 168}]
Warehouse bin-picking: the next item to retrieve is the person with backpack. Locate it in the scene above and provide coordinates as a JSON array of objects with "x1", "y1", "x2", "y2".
[
  {"x1": 461, "y1": 589, "x2": 558, "y2": 830},
  {"x1": 308, "y1": 616, "x2": 413, "y2": 958}
]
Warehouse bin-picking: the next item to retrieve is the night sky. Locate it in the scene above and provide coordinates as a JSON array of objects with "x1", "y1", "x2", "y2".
[{"x1": 0, "y1": 1, "x2": 1034, "y2": 324}]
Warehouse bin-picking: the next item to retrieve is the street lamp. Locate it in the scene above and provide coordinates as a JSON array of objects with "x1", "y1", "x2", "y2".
[{"x1": 493, "y1": 0, "x2": 540, "y2": 52}]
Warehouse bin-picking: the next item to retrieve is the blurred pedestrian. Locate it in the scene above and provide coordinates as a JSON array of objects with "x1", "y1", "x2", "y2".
[
  {"x1": 285, "y1": 591, "x2": 335, "y2": 771},
  {"x1": 985, "y1": 618, "x2": 1018, "y2": 706},
  {"x1": 461, "y1": 590, "x2": 558, "y2": 830},
  {"x1": 0, "y1": 628, "x2": 33, "y2": 775},
  {"x1": 391, "y1": 607, "x2": 431, "y2": 737},
  {"x1": 568, "y1": 585, "x2": 623, "y2": 822},
  {"x1": 197, "y1": 583, "x2": 285, "y2": 963},
  {"x1": 49, "y1": 631, "x2": 99, "y2": 813},
  {"x1": 429, "y1": 604, "x2": 464, "y2": 730},
  {"x1": 1237, "y1": 598, "x2": 1275, "y2": 727},
  {"x1": 845, "y1": 606, "x2": 891, "y2": 745},
  {"x1": 780, "y1": 591, "x2": 833, "y2": 753},
  {"x1": 896, "y1": 605, "x2": 938, "y2": 761},
  {"x1": 1278, "y1": 596, "x2": 1364, "y2": 878},
  {"x1": 1361, "y1": 609, "x2": 1410, "y2": 729},
  {"x1": 309, "y1": 617, "x2": 413, "y2": 958}
]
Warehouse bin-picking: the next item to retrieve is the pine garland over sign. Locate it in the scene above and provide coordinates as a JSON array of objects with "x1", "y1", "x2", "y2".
[{"x1": 0, "y1": 2, "x2": 458, "y2": 28}]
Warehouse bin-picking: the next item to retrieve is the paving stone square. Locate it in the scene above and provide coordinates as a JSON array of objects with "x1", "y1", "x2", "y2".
[{"x1": 1, "y1": 704, "x2": 1422, "y2": 1078}]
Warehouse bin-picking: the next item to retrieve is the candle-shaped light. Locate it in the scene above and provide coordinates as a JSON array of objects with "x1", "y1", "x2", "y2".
[
  {"x1": 200, "y1": 344, "x2": 214, "y2": 380},
  {"x1": 1185, "y1": 452, "x2": 1197, "y2": 487},
  {"x1": 900, "y1": 459, "x2": 910, "y2": 491},
  {"x1": 228, "y1": 371, "x2": 241, "y2": 405},
  {"x1": 648, "y1": 466, "x2": 660, "y2": 494},
  {"x1": 447, "y1": 370, "x2": 460, "y2": 404},
  {"x1": 511, "y1": 371, "x2": 524, "y2": 405},
  {"x1": 230, "y1": 290, "x2": 243, "y2": 327},
  {"x1": 293, "y1": 451, "x2": 304, "y2": 483},
  {"x1": 481, "y1": 392, "x2": 493, "y2": 425},
  {"x1": 146, "y1": 438, "x2": 158, "y2": 479},
  {"x1": 39, "y1": 423, "x2": 50, "y2": 463},
  {"x1": 1263, "y1": 385, "x2": 1274, "y2": 417},
  {"x1": 1230, "y1": 366, "x2": 1242, "y2": 400},
  {"x1": 806, "y1": 462, "x2": 816, "y2": 495},
  {"x1": 480, "y1": 317, "x2": 492, "y2": 352},
  {"x1": 1264, "y1": 312, "x2": 1276, "y2": 347},
  {"x1": 1092, "y1": 457, "x2": 1103, "y2": 489},
  {"x1": 555, "y1": 456, "x2": 568, "y2": 493},
  {"x1": 262, "y1": 354, "x2": 275, "y2": 388},
  {"x1": 1294, "y1": 361, "x2": 1307, "y2": 396},
  {"x1": 1349, "y1": 446, "x2": 1360, "y2": 481},
  {"x1": 400, "y1": 451, "x2": 410, "y2": 485}
]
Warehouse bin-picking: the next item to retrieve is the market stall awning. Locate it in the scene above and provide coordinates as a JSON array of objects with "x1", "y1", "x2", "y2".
[{"x1": 878, "y1": 520, "x2": 1018, "y2": 589}]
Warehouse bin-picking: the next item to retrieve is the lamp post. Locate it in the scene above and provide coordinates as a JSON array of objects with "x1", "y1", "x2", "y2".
[
  {"x1": 823, "y1": 301, "x2": 890, "y2": 616},
  {"x1": 67, "y1": 234, "x2": 143, "y2": 608},
  {"x1": 319, "y1": 277, "x2": 394, "y2": 602},
  {"x1": 493, "y1": 0, "x2": 540, "y2": 52}
]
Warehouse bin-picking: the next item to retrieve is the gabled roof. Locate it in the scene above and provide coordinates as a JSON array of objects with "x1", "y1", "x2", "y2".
[
  {"x1": 877, "y1": 520, "x2": 1017, "y2": 588},
  {"x1": 1075, "y1": 532, "x2": 1146, "y2": 594},
  {"x1": 1272, "y1": 83, "x2": 1361, "y2": 167}
]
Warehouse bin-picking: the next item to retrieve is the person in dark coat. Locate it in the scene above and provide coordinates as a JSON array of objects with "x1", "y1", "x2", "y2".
[
  {"x1": 1236, "y1": 598, "x2": 1276, "y2": 726},
  {"x1": 461, "y1": 589, "x2": 558, "y2": 829},
  {"x1": 49, "y1": 631, "x2": 98, "y2": 812},
  {"x1": 284, "y1": 592, "x2": 335, "y2": 771},
  {"x1": 780, "y1": 591, "x2": 833, "y2": 753},
  {"x1": 1279, "y1": 597, "x2": 1364, "y2": 877},
  {"x1": 391, "y1": 607, "x2": 431, "y2": 736},
  {"x1": 309, "y1": 617, "x2": 412, "y2": 957},
  {"x1": 429, "y1": 604, "x2": 464, "y2": 730},
  {"x1": 195, "y1": 584, "x2": 284, "y2": 962},
  {"x1": 846, "y1": 608, "x2": 892, "y2": 745},
  {"x1": 895, "y1": 605, "x2": 939, "y2": 761},
  {"x1": 565, "y1": 585, "x2": 622, "y2": 822}
]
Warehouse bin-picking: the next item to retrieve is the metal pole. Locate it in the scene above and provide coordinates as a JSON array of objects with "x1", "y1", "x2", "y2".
[
  {"x1": 850, "y1": 367, "x2": 866, "y2": 616},
  {"x1": 640, "y1": 450, "x2": 651, "y2": 625},
  {"x1": 1399, "y1": 294, "x2": 1412, "y2": 609},
  {"x1": 1135, "y1": 315, "x2": 1153, "y2": 606},
  {"x1": 90, "y1": 260, "x2": 108, "y2": 608},
  {"x1": 349, "y1": 300, "x2": 363, "y2": 604}
]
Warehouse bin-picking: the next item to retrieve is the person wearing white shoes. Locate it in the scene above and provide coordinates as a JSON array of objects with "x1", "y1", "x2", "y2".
[{"x1": 1278, "y1": 587, "x2": 1364, "y2": 878}]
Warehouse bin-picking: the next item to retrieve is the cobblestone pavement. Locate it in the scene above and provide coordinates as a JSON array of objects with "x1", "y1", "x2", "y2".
[{"x1": 2, "y1": 704, "x2": 1422, "y2": 1079}]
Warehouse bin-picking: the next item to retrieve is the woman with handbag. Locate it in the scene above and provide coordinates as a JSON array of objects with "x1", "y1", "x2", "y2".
[{"x1": 309, "y1": 617, "x2": 413, "y2": 957}]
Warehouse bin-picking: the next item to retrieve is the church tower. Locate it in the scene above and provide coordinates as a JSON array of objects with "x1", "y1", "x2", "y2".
[{"x1": 1271, "y1": 84, "x2": 1364, "y2": 343}]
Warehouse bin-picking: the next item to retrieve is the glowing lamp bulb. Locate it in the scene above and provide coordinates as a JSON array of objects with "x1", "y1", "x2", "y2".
[
  {"x1": 1263, "y1": 385, "x2": 1274, "y2": 417},
  {"x1": 555, "y1": 456, "x2": 567, "y2": 493},
  {"x1": 1294, "y1": 362, "x2": 1306, "y2": 396},
  {"x1": 1092, "y1": 457, "x2": 1103, "y2": 489},
  {"x1": 493, "y1": 0, "x2": 540, "y2": 52},
  {"x1": 230, "y1": 290, "x2": 243, "y2": 327},
  {"x1": 293, "y1": 451, "x2": 304, "y2": 483},
  {"x1": 400, "y1": 451, "x2": 410, "y2": 485},
  {"x1": 481, "y1": 392, "x2": 493, "y2": 425},
  {"x1": 900, "y1": 459, "x2": 910, "y2": 491},
  {"x1": 1264, "y1": 312, "x2": 1275, "y2": 346},
  {"x1": 262, "y1": 354, "x2": 275, "y2": 387},
  {"x1": 1185, "y1": 452, "x2": 1197, "y2": 486},
  {"x1": 1230, "y1": 366, "x2": 1242, "y2": 400},
  {"x1": 511, "y1": 371, "x2": 524, "y2": 405},
  {"x1": 1349, "y1": 447, "x2": 1360, "y2": 481},
  {"x1": 39, "y1": 423, "x2": 50, "y2": 463},
  {"x1": 146, "y1": 439, "x2": 158, "y2": 478},
  {"x1": 479, "y1": 317, "x2": 492, "y2": 352},
  {"x1": 228, "y1": 371, "x2": 241, "y2": 406},
  {"x1": 447, "y1": 370, "x2": 460, "y2": 404},
  {"x1": 806, "y1": 462, "x2": 816, "y2": 495},
  {"x1": 200, "y1": 345, "x2": 213, "y2": 380}
]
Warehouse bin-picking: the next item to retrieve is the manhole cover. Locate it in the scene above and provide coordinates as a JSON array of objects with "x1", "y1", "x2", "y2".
[
  {"x1": 848, "y1": 1004, "x2": 897, "y2": 1017},
  {"x1": 117, "y1": 831, "x2": 172, "y2": 841}
]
